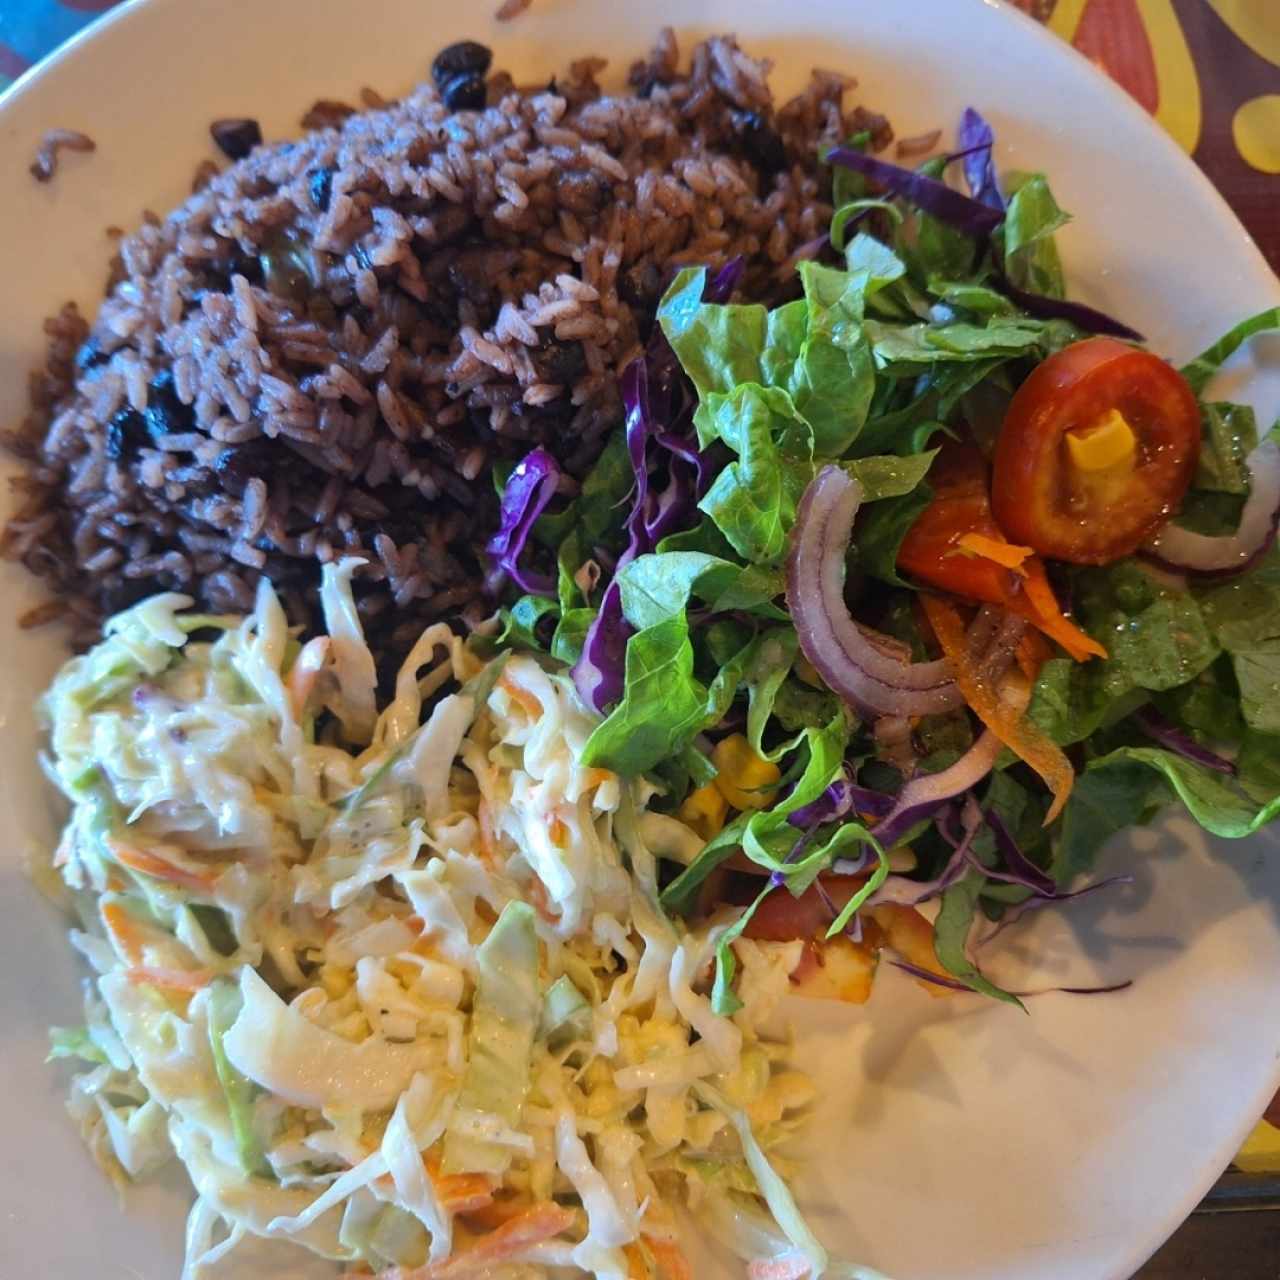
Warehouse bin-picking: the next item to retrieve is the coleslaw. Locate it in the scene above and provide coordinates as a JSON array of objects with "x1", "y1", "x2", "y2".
[{"x1": 39, "y1": 562, "x2": 884, "y2": 1280}]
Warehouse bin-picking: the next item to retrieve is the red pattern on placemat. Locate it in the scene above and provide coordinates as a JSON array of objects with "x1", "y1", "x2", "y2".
[
  {"x1": 0, "y1": 42, "x2": 32, "y2": 80},
  {"x1": 1072, "y1": 0, "x2": 1159, "y2": 114}
]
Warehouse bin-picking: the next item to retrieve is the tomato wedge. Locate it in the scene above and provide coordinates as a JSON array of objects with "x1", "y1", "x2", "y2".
[
  {"x1": 898, "y1": 443, "x2": 1106, "y2": 662},
  {"x1": 991, "y1": 336, "x2": 1201, "y2": 564}
]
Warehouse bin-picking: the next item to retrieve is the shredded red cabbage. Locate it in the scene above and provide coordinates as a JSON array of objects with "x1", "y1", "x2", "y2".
[
  {"x1": 826, "y1": 145, "x2": 1005, "y2": 239},
  {"x1": 573, "y1": 265, "x2": 736, "y2": 712},
  {"x1": 957, "y1": 107, "x2": 1002, "y2": 211},
  {"x1": 994, "y1": 276, "x2": 1145, "y2": 341},
  {"x1": 484, "y1": 446, "x2": 560, "y2": 597},
  {"x1": 1135, "y1": 707, "x2": 1237, "y2": 776},
  {"x1": 786, "y1": 773, "x2": 894, "y2": 830},
  {"x1": 977, "y1": 799, "x2": 1057, "y2": 896},
  {"x1": 890, "y1": 960, "x2": 1132, "y2": 998}
]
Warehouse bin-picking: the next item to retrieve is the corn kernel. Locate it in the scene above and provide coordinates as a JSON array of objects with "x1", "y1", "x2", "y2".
[
  {"x1": 320, "y1": 964, "x2": 353, "y2": 998},
  {"x1": 678, "y1": 783, "x2": 728, "y2": 841},
  {"x1": 1066, "y1": 408, "x2": 1137, "y2": 472},
  {"x1": 711, "y1": 734, "x2": 781, "y2": 811}
]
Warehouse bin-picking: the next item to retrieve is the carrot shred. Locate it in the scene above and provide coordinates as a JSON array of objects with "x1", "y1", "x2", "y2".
[
  {"x1": 126, "y1": 966, "x2": 213, "y2": 993},
  {"x1": 624, "y1": 1242, "x2": 651, "y2": 1280},
  {"x1": 920, "y1": 594, "x2": 1075, "y2": 823},
  {"x1": 107, "y1": 837, "x2": 217, "y2": 893},
  {"x1": 380, "y1": 1203, "x2": 577, "y2": 1279},
  {"x1": 747, "y1": 1257, "x2": 813, "y2": 1280},
  {"x1": 1014, "y1": 570, "x2": 1108, "y2": 663},
  {"x1": 498, "y1": 672, "x2": 543, "y2": 717},
  {"x1": 955, "y1": 532, "x2": 1033, "y2": 572},
  {"x1": 287, "y1": 636, "x2": 331, "y2": 719},
  {"x1": 424, "y1": 1159, "x2": 495, "y2": 1216},
  {"x1": 644, "y1": 1235, "x2": 694, "y2": 1280},
  {"x1": 100, "y1": 900, "x2": 146, "y2": 966}
]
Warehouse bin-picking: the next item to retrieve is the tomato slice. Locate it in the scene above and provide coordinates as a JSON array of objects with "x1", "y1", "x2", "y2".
[
  {"x1": 897, "y1": 443, "x2": 1106, "y2": 662},
  {"x1": 991, "y1": 337, "x2": 1201, "y2": 564}
]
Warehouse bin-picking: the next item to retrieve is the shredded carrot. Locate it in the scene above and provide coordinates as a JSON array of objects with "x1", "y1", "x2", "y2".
[
  {"x1": 920, "y1": 594, "x2": 1075, "y2": 823},
  {"x1": 476, "y1": 801, "x2": 497, "y2": 862},
  {"x1": 747, "y1": 1257, "x2": 813, "y2": 1280},
  {"x1": 287, "y1": 635, "x2": 330, "y2": 719},
  {"x1": 524, "y1": 875, "x2": 561, "y2": 926},
  {"x1": 582, "y1": 767, "x2": 614, "y2": 788},
  {"x1": 126, "y1": 966, "x2": 213, "y2": 993},
  {"x1": 420, "y1": 1158, "x2": 496, "y2": 1216},
  {"x1": 644, "y1": 1235, "x2": 694, "y2": 1280},
  {"x1": 381, "y1": 1202, "x2": 577, "y2": 1279},
  {"x1": 456, "y1": 1195, "x2": 532, "y2": 1233},
  {"x1": 548, "y1": 815, "x2": 568, "y2": 847},
  {"x1": 955, "y1": 532, "x2": 1033, "y2": 572},
  {"x1": 624, "y1": 1242, "x2": 651, "y2": 1280},
  {"x1": 498, "y1": 672, "x2": 543, "y2": 717},
  {"x1": 107, "y1": 837, "x2": 217, "y2": 893},
  {"x1": 100, "y1": 900, "x2": 146, "y2": 966},
  {"x1": 1015, "y1": 570, "x2": 1108, "y2": 663}
]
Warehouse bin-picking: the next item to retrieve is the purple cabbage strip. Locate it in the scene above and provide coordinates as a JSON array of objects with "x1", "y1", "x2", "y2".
[
  {"x1": 484, "y1": 446, "x2": 561, "y2": 597},
  {"x1": 786, "y1": 771, "x2": 898, "y2": 830},
  {"x1": 827, "y1": 145, "x2": 1005, "y2": 239},
  {"x1": 573, "y1": 265, "x2": 729, "y2": 713},
  {"x1": 976, "y1": 799, "x2": 1056, "y2": 896},
  {"x1": 705, "y1": 254, "x2": 746, "y2": 303},
  {"x1": 974, "y1": 873, "x2": 1134, "y2": 949},
  {"x1": 1135, "y1": 707, "x2": 1237, "y2": 776},
  {"x1": 863, "y1": 800, "x2": 980, "y2": 909},
  {"x1": 957, "y1": 107, "x2": 1003, "y2": 211},
  {"x1": 889, "y1": 960, "x2": 1132, "y2": 998},
  {"x1": 994, "y1": 276, "x2": 1146, "y2": 342}
]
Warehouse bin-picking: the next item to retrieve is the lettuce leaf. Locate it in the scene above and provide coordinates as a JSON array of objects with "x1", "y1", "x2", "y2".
[
  {"x1": 581, "y1": 616, "x2": 707, "y2": 775},
  {"x1": 208, "y1": 979, "x2": 269, "y2": 1177}
]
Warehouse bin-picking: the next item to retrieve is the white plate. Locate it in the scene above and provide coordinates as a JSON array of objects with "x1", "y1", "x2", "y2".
[{"x1": 0, "y1": 1, "x2": 1278, "y2": 1277}]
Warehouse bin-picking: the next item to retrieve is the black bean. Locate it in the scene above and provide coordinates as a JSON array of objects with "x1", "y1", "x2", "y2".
[
  {"x1": 733, "y1": 110, "x2": 788, "y2": 177},
  {"x1": 447, "y1": 259, "x2": 492, "y2": 308},
  {"x1": 213, "y1": 445, "x2": 264, "y2": 497},
  {"x1": 308, "y1": 166, "x2": 336, "y2": 213},
  {"x1": 101, "y1": 579, "x2": 153, "y2": 613},
  {"x1": 209, "y1": 117, "x2": 262, "y2": 161},
  {"x1": 555, "y1": 170, "x2": 611, "y2": 216},
  {"x1": 431, "y1": 41, "x2": 493, "y2": 87},
  {"x1": 104, "y1": 407, "x2": 148, "y2": 461},
  {"x1": 617, "y1": 261, "x2": 664, "y2": 311},
  {"x1": 441, "y1": 73, "x2": 487, "y2": 112},
  {"x1": 532, "y1": 339, "x2": 587, "y2": 385},
  {"x1": 75, "y1": 336, "x2": 109, "y2": 373},
  {"x1": 144, "y1": 369, "x2": 194, "y2": 438}
]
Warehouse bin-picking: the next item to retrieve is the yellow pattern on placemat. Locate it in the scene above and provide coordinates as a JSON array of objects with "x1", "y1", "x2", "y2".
[
  {"x1": 1209, "y1": 0, "x2": 1280, "y2": 69},
  {"x1": 1135, "y1": 0, "x2": 1202, "y2": 152},
  {"x1": 1235, "y1": 1118, "x2": 1280, "y2": 1174},
  {"x1": 1232, "y1": 94, "x2": 1280, "y2": 174}
]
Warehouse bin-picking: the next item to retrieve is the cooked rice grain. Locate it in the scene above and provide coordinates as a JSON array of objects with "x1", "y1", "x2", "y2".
[{"x1": 5, "y1": 32, "x2": 889, "y2": 662}]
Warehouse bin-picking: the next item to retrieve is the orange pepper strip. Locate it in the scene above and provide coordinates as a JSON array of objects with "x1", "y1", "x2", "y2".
[
  {"x1": 1015, "y1": 570, "x2": 1108, "y2": 663},
  {"x1": 955, "y1": 532, "x2": 1033, "y2": 572},
  {"x1": 920, "y1": 594, "x2": 1075, "y2": 823},
  {"x1": 1015, "y1": 629, "x2": 1054, "y2": 684},
  {"x1": 107, "y1": 837, "x2": 217, "y2": 893},
  {"x1": 127, "y1": 966, "x2": 213, "y2": 993},
  {"x1": 379, "y1": 1203, "x2": 577, "y2": 1279}
]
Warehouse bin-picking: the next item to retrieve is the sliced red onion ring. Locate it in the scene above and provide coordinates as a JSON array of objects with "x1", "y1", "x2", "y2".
[
  {"x1": 788, "y1": 466, "x2": 963, "y2": 718},
  {"x1": 1145, "y1": 441, "x2": 1280, "y2": 577},
  {"x1": 868, "y1": 729, "x2": 1003, "y2": 851}
]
